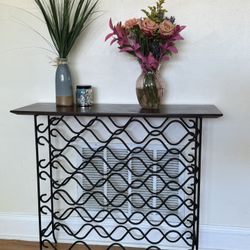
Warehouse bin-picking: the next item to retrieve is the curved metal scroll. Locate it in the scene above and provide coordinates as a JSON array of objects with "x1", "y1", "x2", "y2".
[{"x1": 34, "y1": 115, "x2": 202, "y2": 250}]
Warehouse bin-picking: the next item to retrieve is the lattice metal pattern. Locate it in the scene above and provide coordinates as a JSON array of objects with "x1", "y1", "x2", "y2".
[{"x1": 34, "y1": 115, "x2": 202, "y2": 250}]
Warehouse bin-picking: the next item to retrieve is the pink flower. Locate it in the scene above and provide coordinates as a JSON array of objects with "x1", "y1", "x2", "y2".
[
  {"x1": 105, "y1": 17, "x2": 186, "y2": 72},
  {"x1": 105, "y1": 19, "x2": 129, "y2": 47},
  {"x1": 124, "y1": 18, "x2": 140, "y2": 30},
  {"x1": 135, "y1": 51, "x2": 160, "y2": 72},
  {"x1": 169, "y1": 25, "x2": 186, "y2": 41},
  {"x1": 139, "y1": 18, "x2": 159, "y2": 36},
  {"x1": 159, "y1": 20, "x2": 176, "y2": 37}
]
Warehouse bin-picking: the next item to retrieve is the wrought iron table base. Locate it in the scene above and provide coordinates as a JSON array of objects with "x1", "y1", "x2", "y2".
[{"x1": 34, "y1": 115, "x2": 202, "y2": 250}]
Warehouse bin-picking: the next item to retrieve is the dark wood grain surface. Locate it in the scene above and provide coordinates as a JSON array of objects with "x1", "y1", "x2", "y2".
[{"x1": 11, "y1": 103, "x2": 223, "y2": 118}]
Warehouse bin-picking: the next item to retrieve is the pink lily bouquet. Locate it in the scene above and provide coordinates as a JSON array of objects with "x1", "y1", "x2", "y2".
[
  {"x1": 105, "y1": 0, "x2": 185, "y2": 73},
  {"x1": 105, "y1": 0, "x2": 186, "y2": 109}
]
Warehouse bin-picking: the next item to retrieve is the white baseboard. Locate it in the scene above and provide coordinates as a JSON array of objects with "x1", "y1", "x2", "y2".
[
  {"x1": 0, "y1": 213, "x2": 38, "y2": 242},
  {"x1": 0, "y1": 213, "x2": 249, "y2": 250},
  {"x1": 199, "y1": 225, "x2": 250, "y2": 250}
]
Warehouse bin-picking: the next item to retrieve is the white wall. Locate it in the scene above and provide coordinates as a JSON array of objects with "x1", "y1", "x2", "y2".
[{"x1": 0, "y1": 0, "x2": 250, "y2": 240}]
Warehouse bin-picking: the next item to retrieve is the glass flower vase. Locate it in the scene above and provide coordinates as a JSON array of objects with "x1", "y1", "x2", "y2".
[
  {"x1": 55, "y1": 58, "x2": 73, "y2": 106},
  {"x1": 136, "y1": 70, "x2": 164, "y2": 109}
]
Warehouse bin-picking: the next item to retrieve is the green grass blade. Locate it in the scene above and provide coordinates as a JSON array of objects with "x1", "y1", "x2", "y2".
[{"x1": 35, "y1": 0, "x2": 99, "y2": 58}]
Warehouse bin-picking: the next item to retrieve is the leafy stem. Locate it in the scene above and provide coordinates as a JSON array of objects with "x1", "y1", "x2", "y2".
[
  {"x1": 141, "y1": 0, "x2": 167, "y2": 23},
  {"x1": 34, "y1": 0, "x2": 99, "y2": 59}
]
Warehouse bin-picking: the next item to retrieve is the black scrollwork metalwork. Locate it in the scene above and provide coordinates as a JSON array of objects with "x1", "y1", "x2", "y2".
[{"x1": 34, "y1": 115, "x2": 202, "y2": 250}]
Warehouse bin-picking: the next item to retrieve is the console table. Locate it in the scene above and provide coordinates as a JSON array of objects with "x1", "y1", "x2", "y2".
[{"x1": 11, "y1": 103, "x2": 222, "y2": 250}]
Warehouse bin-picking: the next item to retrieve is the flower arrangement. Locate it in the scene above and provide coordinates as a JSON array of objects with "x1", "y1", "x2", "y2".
[
  {"x1": 105, "y1": 0, "x2": 185, "y2": 109},
  {"x1": 105, "y1": 0, "x2": 185, "y2": 73}
]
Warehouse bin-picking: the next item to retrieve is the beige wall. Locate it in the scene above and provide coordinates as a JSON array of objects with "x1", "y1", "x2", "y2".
[{"x1": 0, "y1": 0, "x2": 250, "y2": 230}]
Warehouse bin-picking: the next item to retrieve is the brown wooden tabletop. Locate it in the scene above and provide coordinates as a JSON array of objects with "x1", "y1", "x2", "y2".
[{"x1": 11, "y1": 103, "x2": 223, "y2": 118}]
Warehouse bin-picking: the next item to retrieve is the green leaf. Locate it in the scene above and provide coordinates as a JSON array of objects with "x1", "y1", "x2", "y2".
[
  {"x1": 34, "y1": 0, "x2": 99, "y2": 58},
  {"x1": 141, "y1": 0, "x2": 167, "y2": 23}
]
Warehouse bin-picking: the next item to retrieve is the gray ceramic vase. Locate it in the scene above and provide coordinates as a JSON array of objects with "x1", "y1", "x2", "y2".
[{"x1": 55, "y1": 58, "x2": 73, "y2": 106}]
